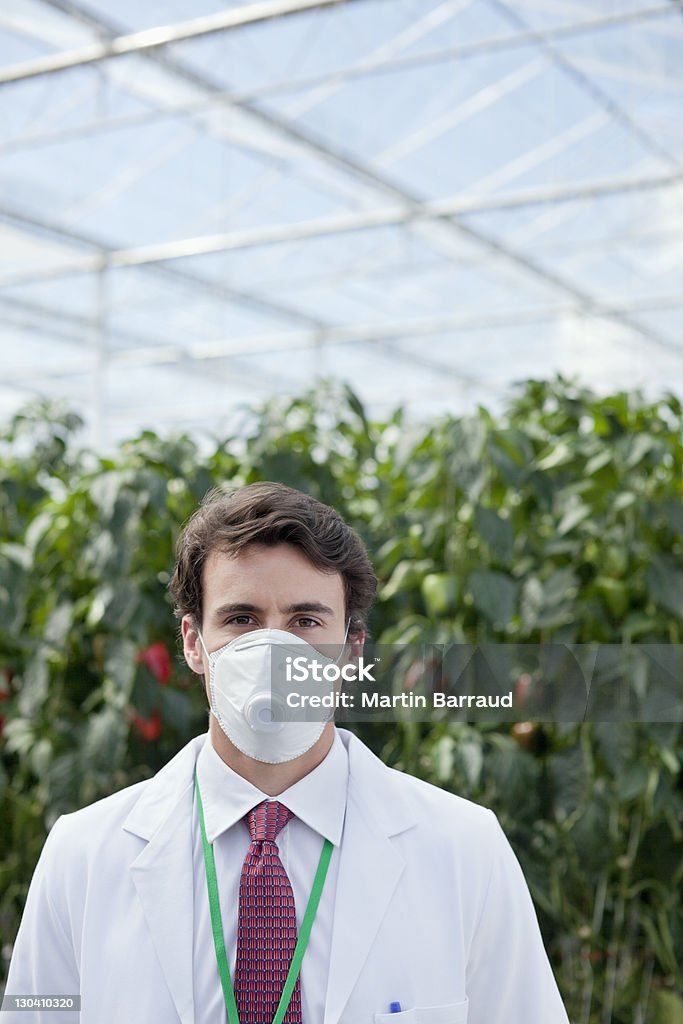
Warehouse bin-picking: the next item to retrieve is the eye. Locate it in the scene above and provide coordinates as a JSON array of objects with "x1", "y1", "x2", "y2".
[
  {"x1": 226, "y1": 614, "x2": 255, "y2": 626},
  {"x1": 294, "y1": 617, "x2": 320, "y2": 628}
]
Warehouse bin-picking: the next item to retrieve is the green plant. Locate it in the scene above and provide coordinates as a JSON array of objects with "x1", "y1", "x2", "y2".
[{"x1": 1, "y1": 378, "x2": 682, "y2": 1023}]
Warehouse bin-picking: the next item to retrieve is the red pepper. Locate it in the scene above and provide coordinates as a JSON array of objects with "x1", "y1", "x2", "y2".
[
  {"x1": 136, "y1": 643, "x2": 172, "y2": 685},
  {"x1": 131, "y1": 709, "x2": 162, "y2": 741}
]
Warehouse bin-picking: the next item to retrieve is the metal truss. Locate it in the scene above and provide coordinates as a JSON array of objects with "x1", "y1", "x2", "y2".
[
  {"x1": 2, "y1": 2, "x2": 677, "y2": 87},
  {"x1": 488, "y1": 0, "x2": 683, "y2": 170},
  {"x1": 0, "y1": 202, "x2": 331, "y2": 329},
  {"x1": 1, "y1": 0, "x2": 682, "y2": 441},
  {"x1": 5, "y1": 0, "x2": 678, "y2": 353},
  {"x1": 0, "y1": 169, "x2": 679, "y2": 287},
  {"x1": 82, "y1": 291, "x2": 683, "y2": 366},
  {"x1": 2, "y1": 4, "x2": 678, "y2": 157},
  {"x1": 0, "y1": 0, "x2": 363, "y2": 85}
]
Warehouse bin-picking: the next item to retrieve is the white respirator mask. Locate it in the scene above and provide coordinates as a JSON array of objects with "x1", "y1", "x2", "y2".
[{"x1": 197, "y1": 622, "x2": 350, "y2": 764}]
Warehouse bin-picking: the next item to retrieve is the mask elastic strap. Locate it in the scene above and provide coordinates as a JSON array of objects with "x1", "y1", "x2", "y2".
[
  {"x1": 333, "y1": 617, "x2": 352, "y2": 665},
  {"x1": 195, "y1": 626, "x2": 210, "y2": 660}
]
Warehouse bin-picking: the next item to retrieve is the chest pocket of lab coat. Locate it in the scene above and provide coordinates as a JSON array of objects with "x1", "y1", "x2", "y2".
[{"x1": 374, "y1": 1000, "x2": 469, "y2": 1024}]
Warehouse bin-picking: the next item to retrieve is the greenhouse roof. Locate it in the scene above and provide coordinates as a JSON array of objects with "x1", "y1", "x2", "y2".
[{"x1": 1, "y1": 0, "x2": 682, "y2": 447}]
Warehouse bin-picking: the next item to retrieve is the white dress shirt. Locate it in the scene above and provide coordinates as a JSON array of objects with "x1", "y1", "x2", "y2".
[{"x1": 192, "y1": 727, "x2": 349, "y2": 1024}]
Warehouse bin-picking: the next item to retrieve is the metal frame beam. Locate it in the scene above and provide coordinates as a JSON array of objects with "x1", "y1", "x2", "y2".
[
  {"x1": 2, "y1": 4, "x2": 676, "y2": 156},
  {"x1": 53, "y1": 294, "x2": 683, "y2": 370},
  {"x1": 5, "y1": 290, "x2": 681, "y2": 397},
  {"x1": 488, "y1": 0, "x2": 683, "y2": 170},
  {"x1": 0, "y1": 0, "x2": 364, "y2": 86},
  {"x1": 30, "y1": 0, "x2": 679, "y2": 309},
  {"x1": 3, "y1": 0, "x2": 681, "y2": 372},
  {"x1": 3, "y1": 2, "x2": 677, "y2": 90},
  {"x1": 0, "y1": 204, "x2": 330, "y2": 331},
  {"x1": 0, "y1": 169, "x2": 679, "y2": 287},
  {"x1": 0, "y1": 297, "x2": 298, "y2": 393}
]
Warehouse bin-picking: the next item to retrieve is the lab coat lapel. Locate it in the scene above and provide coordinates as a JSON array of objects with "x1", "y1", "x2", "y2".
[
  {"x1": 124, "y1": 735, "x2": 204, "y2": 1024},
  {"x1": 323, "y1": 731, "x2": 416, "y2": 1024}
]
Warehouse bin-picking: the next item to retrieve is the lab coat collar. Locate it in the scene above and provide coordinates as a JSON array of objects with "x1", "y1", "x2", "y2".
[
  {"x1": 195, "y1": 725, "x2": 348, "y2": 846},
  {"x1": 122, "y1": 732, "x2": 205, "y2": 842},
  {"x1": 122, "y1": 727, "x2": 416, "y2": 842}
]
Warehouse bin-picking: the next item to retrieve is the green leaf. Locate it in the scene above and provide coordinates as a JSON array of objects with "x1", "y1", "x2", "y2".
[
  {"x1": 2, "y1": 718, "x2": 35, "y2": 757},
  {"x1": 374, "y1": 536, "x2": 407, "y2": 575},
  {"x1": 524, "y1": 569, "x2": 577, "y2": 630},
  {"x1": 104, "y1": 639, "x2": 138, "y2": 698},
  {"x1": 380, "y1": 559, "x2": 434, "y2": 601},
  {"x1": 44, "y1": 601, "x2": 75, "y2": 646},
  {"x1": 536, "y1": 441, "x2": 573, "y2": 471},
  {"x1": 457, "y1": 738, "x2": 483, "y2": 789},
  {"x1": 568, "y1": 793, "x2": 613, "y2": 872},
  {"x1": 474, "y1": 506, "x2": 514, "y2": 564},
  {"x1": 612, "y1": 491, "x2": 636, "y2": 512},
  {"x1": 617, "y1": 761, "x2": 650, "y2": 801},
  {"x1": 543, "y1": 568, "x2": 579, "y2": 607},
  {"x1": 584, "y1": 449, "x2": 613, "y2": 476},
  {"x1": 549, "y1": 743, "x2": 587, "y2": 820},
  {"x1": 159, "y1": 687, "x2": 191, "y2": 733},
  {"x1": 86, "y1": 585, "x2": 115, "y2": 628},
  {"x1": 46, "y1": 752, "x2": 81, "y2": 812},
  {"x1": 447, "y1": 416, "x2": 488, "y2": 498},
  {"x1": 520, "y1": 576, "x2": 544, "y2": 632},
  {"x1": 622, "y1": 612, "x2": 657, "y2": 640},
  {"x1": 660, "y1": 499, "x2": 683, "y2": 536},
  {"x1": 557, "y1": 500, "x2": 591, "y2": 536},
  {"x1": 0, "y1": 543, "x2": 32, "y2": 570},
  {"x1": 595, "y1": 576, "x2": 629, "y2": 618},
  {"x1": 593, "y1": 722, "x2": 638, "y2": 776},
  {"x1": 342, "y1": 384, "x2": 369, "y2": 428},
  {"x1": 17, "y1": 656, "x2": 49, "y2": 718},
  {"x1": 131, "y1": 666, "x2": 160, "y2": 718},
  {"x1": 625, "y1": 432, "x2": 657, "y2": 468},
  {"x1": 83, "y1": 707, "x2": 126, "y2": 771},
  {"x1": 646, "y1": 556, "x2": 683, "y2": 618},
  {"x1": 468, "y1": 570, "x2": 518, "y2": 628},
  {"x1": 421, "y1": 573, "x2": 459, "y2": 616},
  {"x1": 23, "y1": 510, "x2": 54, "y2": 554},
  {"x1": 29, "y1": 738, "x2": 53, "y2": 778},
  {"x1": 103, "y1": 582, "x2": 139, "y2": 631},
  {"x1": 90, "y1": 472, "x2": 122, "y2": 521},
  {"x1": 650, "y1": 990, "x2": 683, "y2": 1024},
  {"x1": 431, "y1": 734, "x2": 455, "y2": 784},
  {"x1": 487, "y1": 735, "x2": 540, "y2": 814}
]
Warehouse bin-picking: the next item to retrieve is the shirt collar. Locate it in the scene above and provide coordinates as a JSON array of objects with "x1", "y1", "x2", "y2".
[{"x1": 195, "y1": 727, "x2": 348, "y2": 847}]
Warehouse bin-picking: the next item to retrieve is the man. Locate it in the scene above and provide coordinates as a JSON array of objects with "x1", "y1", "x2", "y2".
[{"x1": 5, "y1": 482, "x2": 569, "y2": 1023}]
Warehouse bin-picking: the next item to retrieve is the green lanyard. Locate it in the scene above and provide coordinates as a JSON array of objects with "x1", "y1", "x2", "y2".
[{"x1": 194, "y1": 770, "x2": 334, "y2": 1024}]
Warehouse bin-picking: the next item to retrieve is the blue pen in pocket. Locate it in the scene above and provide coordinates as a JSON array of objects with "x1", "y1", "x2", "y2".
[{"x1": 389, "y1": 1003, "x2": 402, "y2": 1014}]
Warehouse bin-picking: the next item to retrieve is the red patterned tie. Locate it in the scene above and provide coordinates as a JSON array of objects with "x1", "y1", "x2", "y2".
[{"x1": 234, "y1": 800, "x2": 302, "y2": 1024}]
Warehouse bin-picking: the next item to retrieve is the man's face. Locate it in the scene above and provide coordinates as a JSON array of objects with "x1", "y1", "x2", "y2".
[{"x1": 182, "y1": 542, "x2": 362, "y2": 684}]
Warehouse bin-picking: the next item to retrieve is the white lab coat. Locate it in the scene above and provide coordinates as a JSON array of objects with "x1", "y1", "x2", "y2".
[{"x1": 5, "y1": 728, "x2": 569, "y2": 1024}]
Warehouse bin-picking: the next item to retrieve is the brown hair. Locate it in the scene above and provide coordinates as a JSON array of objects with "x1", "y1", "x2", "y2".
[{"x1": 169, "y1": 482, "x2": 376, "y2": 636}]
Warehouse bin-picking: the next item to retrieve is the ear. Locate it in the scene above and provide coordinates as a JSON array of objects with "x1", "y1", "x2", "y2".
[
  {"x1": 181, "y1": 615, "x2": 206, "y2": 676},
  {"x1": 347, "y1": 626, "x2": 366, "y2": 661}
]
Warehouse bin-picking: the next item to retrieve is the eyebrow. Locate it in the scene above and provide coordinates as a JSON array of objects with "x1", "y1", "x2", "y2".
[{"x1": 213, "y1": 602, "x2": 336, "y2": 619}]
